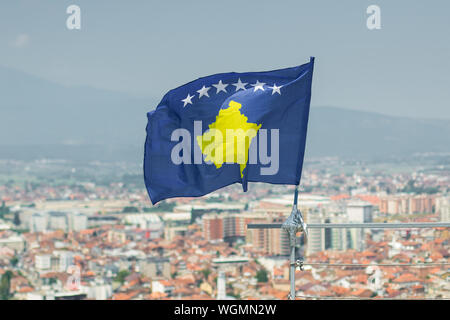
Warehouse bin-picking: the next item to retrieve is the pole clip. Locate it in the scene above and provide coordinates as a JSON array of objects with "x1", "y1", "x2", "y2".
[{"x1": 295, "y1": 260, "x2": 304, "y2": 271}]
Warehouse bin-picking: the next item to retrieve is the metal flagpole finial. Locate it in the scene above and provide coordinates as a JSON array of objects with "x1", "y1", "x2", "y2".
[{"x1": 282, "y1": 185, "x2": 308, "y2": 240}]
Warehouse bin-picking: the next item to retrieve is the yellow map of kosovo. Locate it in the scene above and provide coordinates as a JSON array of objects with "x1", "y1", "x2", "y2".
[{"x1": 196, "y1": 100, "x2": 261, "y2": 178}]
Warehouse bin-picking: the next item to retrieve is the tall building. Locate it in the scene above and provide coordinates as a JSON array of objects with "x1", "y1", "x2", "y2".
[
  {"x1": 436, "y1": 196, "x2": 450, "y2": 222},
  {"x1": 306, "y1": 202, "x2": 372, "y2": 253},
  {"x1": 306, "y1": 209, "x2": 325, "y2": 256},
  {"x1": 379, "y1": 194, "x2": 436, "y2": 215},
  {"x1": 223, "y1": 214, "x2": 251, "y2": 240},
  {"x1": 71, "y1": 213, "x2": 88, "y2": 231},
  {"x1": 246, "y1": 215, "x2": 268, "y2": 251},
  {"x1": 48, "y1": 212, "x2": 69, "y2": 232},
  {"x1": 31, "y1": 213, "x2": 47, "y2": 233},
  {"x1": 324, "y1": 212, "x2": 349, "y2": 251},
  {"x1": 267, "y1": 215, "x2": 291, "y2": 256},
  {"x1": 203, "y1": 213, "x2": 262, "y2": 242},
  {"x1": 346, "y1": 201, "x2": 373, "y2": 251},
  {"x1": 56, "y1": 250, "x2": 74, "y2": 272},
  {"x1": 324, "y1": 218, "x2": 333, "y2": 250},
  {"x1": 204, "y1": 210, "x2": 298, "y2": 255},
  {"x1": 346, "y1": 201, "x2": 373, "y2": 223},
  {"x1": 216, "y1": 271, "x2": 226, "y2": 300},
  {"x1": 203, "y1": 214, "x2": 224, "y2": 241},
  {"x1": 246, "y1": 213, "x2": 292, "y2": 256}
]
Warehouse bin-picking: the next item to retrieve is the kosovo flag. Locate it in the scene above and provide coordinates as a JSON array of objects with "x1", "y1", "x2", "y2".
[{"x1": 144, "y1": 57, "x2": 314, "y2": 204}]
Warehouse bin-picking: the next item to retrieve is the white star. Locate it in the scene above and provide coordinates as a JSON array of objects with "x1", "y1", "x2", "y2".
[
  {"x1": 181, "y1": 93, "x2": 195, "y2": 107},
  {"x1": 268, "y1": 83, "x2": 282, "y2": 95},
  {"x1": 212, "y1": 80, "x2": 228, "y2": 94},
  {"x1": 197, "y1": 85, "x2": 211, "y2": 99},
  {"x1": 251, "y1": 80, "x2": 266, "y2": 92},
  {"x1": 232, "y1": 78, "x2": 247, "y2": 91}
]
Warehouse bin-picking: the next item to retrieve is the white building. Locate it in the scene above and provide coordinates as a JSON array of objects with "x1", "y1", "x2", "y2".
[
  {"x1": 388, "y1": 236, "x2": 403, "y2": 259},
  {"x1": 80, "y1": 282, "x2": 112, "y2": 300},
  {"x1": 216, "y1": 271, "x2": 226, "y2": 300},
  {"x1": 306, "y1": 209, "x2": 325, "y2": 256},
  {"x1": 31, "y1": 213, "x2": 47, "y2": 232},
  {"x1": 48, "y1": 212, "x2": 69, "y2": 231},
  {"x1": 71, "y1": 213, "x2": 88, "y2": 231},
  {"x1": 0, "y1": 235, "x2": 25, "y2": 252},
  {"x1": 366, "y1": 266, "x2": 384, "y2": 294},
  {"x1": 436, "y1": 196, "x2": 450, "y2": 222},
  {"x1": 330, "y1": 215, "x2": 350, "y2": 251},
  {"x1": 152, "y1": 280, "x2": 174, "y2": 296},
  {"x1": 55, "y1": 251, "x2": 74, "y2": 272},
  {"x1": 346, "y1": 201, "x2": 373, "y2": 223},
  {"x1": 123, "y1": 213, "x2": 164, "y2": 238},
  {"x1": 346, "y1": 201, "x2": 373, "y2": 252},
  {"x1": 35, "y1": 254, "x2": 52, "y2": 271}
]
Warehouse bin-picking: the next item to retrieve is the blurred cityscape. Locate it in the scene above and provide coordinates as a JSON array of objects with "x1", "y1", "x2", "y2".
[{"x1": 0, "y1": 154, "x2": 448, "y2": 300}]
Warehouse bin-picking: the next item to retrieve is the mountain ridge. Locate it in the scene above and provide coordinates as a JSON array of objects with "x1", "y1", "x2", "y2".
[{"x1": 1, "y1": 66, "x2": 449, "y2": 161}]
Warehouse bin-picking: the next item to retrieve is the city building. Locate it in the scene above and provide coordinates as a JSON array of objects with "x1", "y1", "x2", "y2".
[
  {"x1": 139, "y1": 257, "x2": 171, "y2": 279},
  {"x1": 31, "y1": 213, "x2": 47, "y2": 233},
  {"x1": 0, "y1": 234, "x2": 25, "y2": 252},
  {"x1": 346, "y1": 201, "x2": 373, "y2": 223},
  {"x1": 436, "y1": 196, "x2": 450, "y2": 222},
  {"x1": 48, "y1": 212, "x2": 69, "y2": 232},
  {"x1": 346, "y1": 201, "x2": 373, "y2": 251},
  {"x1": 306, "y1": 208, "x2": 324, "y2": 256},
  {"x1": 123, "y1": 213, "x2": 164, "y2": 239},
  {"x1": 35, "y1": 254, "x2": 52, "y2": 271},
  {"x1": 203, "y1": 214, "x2": 224, "y2": 241},
  {"x1": 379, "y1": 194, "x2": 435, "y2": 215},
  {"x1": 71, "y1": 213, "x2": 88, "y2": 231},
  {"x1": 80, "y1": 282, "x2": 113, "y2": 300}
]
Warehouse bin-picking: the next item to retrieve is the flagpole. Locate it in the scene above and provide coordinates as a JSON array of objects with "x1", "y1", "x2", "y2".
[
  {"x1": 281, "y1": 185, "x2": 308, "y2": 300},
  {"x1": 280, "y1": 57, "x2": 314, "y2": 299},
  {"x1": 289, "y1": 185, "x2": 299, "y2": 301}
]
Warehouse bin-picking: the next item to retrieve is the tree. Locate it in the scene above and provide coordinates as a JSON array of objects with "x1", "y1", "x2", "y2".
[
  {"x1": 0, "y1": 201, "x2": 9, "y2": 218},
  {"x1": 114, "y1": 270, "x2": 130, "y2": 284},
  {"x1": 0, "y1": 271, "x2": 13, "y2": 300},
  {"x1": 13, "y1": 212, "x2": 21, "y2": 226},
  {"x1": 256, "y1": 269, "x2": 268, "y2": 283},
  {"x1": 201, "y1": 269, "x2": 211, "y2": 279},
  {"x1": 144, "y1": 202, "x2": 175, "y2": 213},
  {"x1": 10, "y1": 256, "x2": 19, "y2": 267},
  {"x1": 122, "y1": 206, "x2": 139, "y2": 213}
]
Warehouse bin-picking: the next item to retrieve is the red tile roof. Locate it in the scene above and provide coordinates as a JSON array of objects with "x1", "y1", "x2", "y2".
[{"x1": 393, "y1": 273, "x2": 421, "y2": 283}]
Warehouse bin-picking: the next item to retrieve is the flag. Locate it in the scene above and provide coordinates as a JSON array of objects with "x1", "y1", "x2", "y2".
[{"x1": 144, "y1": 57, "x2": 315, "y2": 204}]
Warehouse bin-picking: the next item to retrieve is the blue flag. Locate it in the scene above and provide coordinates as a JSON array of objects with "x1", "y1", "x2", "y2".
[{"x1": 144, "y1": 57, "x2": 314, "y2": 204}]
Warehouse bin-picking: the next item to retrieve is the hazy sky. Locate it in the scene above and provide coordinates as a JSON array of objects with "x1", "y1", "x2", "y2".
[{"x1": 1, "y1": 0, "x2": 449, "y2": 119}]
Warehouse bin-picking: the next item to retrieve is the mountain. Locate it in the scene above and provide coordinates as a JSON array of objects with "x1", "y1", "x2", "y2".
[
  {"x1": 1, "y1": 67, "x2": 449, "y2": 162},
  {"x1": 0, "y1": 66, "x2": 154, "y2": 146},
  {"x1": 305, "y1": 106, "x2": 450, "y2": 158}
]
